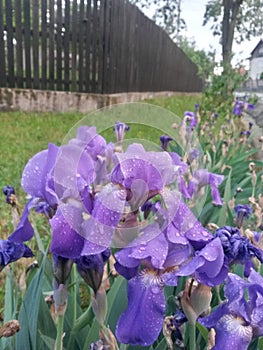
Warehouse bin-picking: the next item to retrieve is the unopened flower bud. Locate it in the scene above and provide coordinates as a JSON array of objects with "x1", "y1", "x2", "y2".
[
  {"x1": 114, "y1": 120, "x2": 130, "y2": 144},
  {"x1": 251, "y1": 171, "x2": 257, "y2": 188},
  {"x1": 76, "y1": 250, "x2": 110, "y2": 294},
  {"x1": 234, "y1": 204, "x2": 252, "y2": 228},
  {"x1": 53, "y1": 282, "x2": 68, "y2": 316},
  {"x1": 222, "y1": 142, "x2": 228, "y2": 157},
  {"x1": 160, "y1": 135, "x2": 173, "y2": 151},
  {"x1": 92, "y1": 288, "x2": 108, "y2": 326},
  {"x1": 181, "y1": 279, "x2": 212, "y2": 325},
  {"x1": 249, "y1": 162, "x2": 255, "y2": 172},
  {"x1": 52, "y1": 255, "x2": 73, "y2": 285}
]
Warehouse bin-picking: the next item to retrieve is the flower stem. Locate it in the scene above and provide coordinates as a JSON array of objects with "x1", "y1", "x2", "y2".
[
  {"x1": 55, "y1": 314, "x2": 64, "y2": 350},
  {"x1": 189, "y1": 323, "x2": 196, "y2": 350},
  {"x1": 72, "y1": 264, "x2": 77, "y2": 323},
  {"x1": 67, "y1": 265, "x2": 77, "y2": 349}
]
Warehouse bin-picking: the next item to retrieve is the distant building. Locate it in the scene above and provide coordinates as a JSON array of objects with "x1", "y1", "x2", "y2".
[{"x1": 248, "y1": 39, "x2": 263, "y2": 80}]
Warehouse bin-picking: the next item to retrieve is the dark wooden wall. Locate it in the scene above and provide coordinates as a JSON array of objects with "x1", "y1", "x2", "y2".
[{"x1": 0, "y1": 0, "x2": 203, "y2": 93}]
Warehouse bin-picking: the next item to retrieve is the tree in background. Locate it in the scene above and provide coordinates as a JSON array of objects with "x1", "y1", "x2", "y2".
[
  {"x1": 204, "y1": 0, "x2": 263, "y2": 68},
  {"x1": 129, "y1": 0, "x2": 185, "y2": 40},
  {"x1": 129, "y1": 0, "x2": 215, "y2": 82},
  {"x1": 130, "y1": 0, "x2": 263, "y2": 69},
  {"x1": 177, "y1": 36, "x2": 216, "y2": 84}
]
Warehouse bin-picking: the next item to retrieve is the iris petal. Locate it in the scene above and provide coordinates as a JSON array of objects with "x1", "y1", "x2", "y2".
[
  {"x1": 50, "y1": 208, "x2": 84, "y2": 259},
  {"x1": 116, "y1": 274, "x2": 165, "y2": 346},
  {"x1": 8, "y1": 199, "x2": 35, "y2": 243},
  {"x1": 213, "y1": 314, "x2": 253, "y2": 350}
]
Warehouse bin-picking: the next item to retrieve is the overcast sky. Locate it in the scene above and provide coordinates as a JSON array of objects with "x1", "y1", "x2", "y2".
[{"x1": 145, "y1": 0, "x2": 262, "y2": 67}]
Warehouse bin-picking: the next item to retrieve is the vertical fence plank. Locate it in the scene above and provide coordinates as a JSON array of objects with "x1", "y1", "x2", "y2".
[
  {"x1": 78, "y1": 0, "x2": 85, "y2": 92},
  {"x1": 84, "y1": 0, "x2": 91, "y2": 92},
  {"x1": 0, "y1": 0, "x2": 6, "y2": 86},
  {"x1": 63, "y1": 0, "x2": 70, "y2": 91},
  {"x1": 23, "y1": 0, "x2": 31, "y2": 88},
  {"x1": 71, "y1": 0, "x2": 77, "y2": 91},
  {"x1": 108, "y1": 0, "x2": 117, "y2": 93},
  {"x1": 41, "y1": 0, "x2": 47, "y2": 89},
  {"x1": 33, "y1": 0, "x2": 40, "y2": 89},
  {"x1": 15, "y1": 0, "x2": 23, "y2": 87},
  {"x1": 97, "y1": 0, "x2": 104, "y2": 94},
  {"x1": 116, "y1": 0, "x2": 125, "y2": 92},
  {"x1": 91, "y1": 0, "x2": 98, "y2": 92},
  {"x1": 5, "y1": 0, "x2": 15, "y2": 87},
  {"x1": 56, "y1": 0, "x2": 62, "y2": 90},
  {"x1": 100, "y1": 0, "x2": 110, "y2": 93},
  {"x1": 48, "y1": 0, "x2": 55, "y2": 90}
]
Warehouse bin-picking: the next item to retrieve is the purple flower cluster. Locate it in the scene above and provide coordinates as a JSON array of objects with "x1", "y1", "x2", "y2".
[
  {"x1": 233, "y1": 96, "x2": 254, "y2": 116},
  {"x1": 5, "y1": 118, "x2": 262, "y2": 347}
]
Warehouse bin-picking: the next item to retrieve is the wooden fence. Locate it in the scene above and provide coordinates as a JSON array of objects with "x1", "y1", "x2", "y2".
[{"x1": 0, "y1": 0, "x2": 203, "y2": 93}]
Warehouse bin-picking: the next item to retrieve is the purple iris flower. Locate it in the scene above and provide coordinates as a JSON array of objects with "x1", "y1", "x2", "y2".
[
  {"x1": 70, "y1": 126, "x2": 107, "y2": 161},
  {"x1": 114, "y1": 188, "x2": 214, "y2": 345},
  {"x1": 114, "y1": 220, "x2": 194, "y2": 345},
  {"x1": 188, "y1": 169, "x2": 224, "y2": 205},
  {"x1": 9, "y1": 143, "x2": 59, "y2": 243},
  {"x1": 111, "y1": 143, "x2": 177, "y2": 198},
  {"x1": 183, "y1": 111, "x2": 197, "y2": 130},
  {"x1": 68, "y1": 125, "x2": 114, "y2": 186},
  {"x1": 199, "y1": 270, "x2": 263, "y2": 350},
  {"x1": 232, "y1": 98, "x2": 254, "y2": 116},
  {"x1": 233, "y1": 99, "x2": 244, "y2": 116},
  {"x1": 0, "y1": 239, "x2": 34, "y2": 271},
  {"x1": 168, "y1": 152, "x2": 189, "y2": 198},
  {"x1": 21, "y1": 143, "x2": 59, "y2": 208},
  {"x1": 214, "y1": 226, "x2": 263, "y2": 267},
  {"x1": 50, "y1": 126, "x2": 124, "y2": 258},
  {"x1": 176, "y1": 237, "x2": 228, "y2": 286},
  {"x1": 50, "y1": 183, "x2": 125, "y2": 259},
  {"x1": 240, "y1": 130, "x2": 251, "y2": 136},
  {"x1": 81, "y1": 184, "x2": 126, "y2": 251},
  {"x1": 160, "y1": 135, "x2": 173, "y2": 151},
  {"x1": 167, "y1": 194, "x2": 212, "y2": 249},
  {"x1": 234, "y1": 204, "x2": 252, "y2": 228},
  {"x1": 114, "y1": 121, "x2": 130, "y2": 144}
]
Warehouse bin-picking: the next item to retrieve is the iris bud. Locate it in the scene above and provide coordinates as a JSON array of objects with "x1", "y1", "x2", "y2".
[{"x1": 181, "y1": 279, "x2": 212, "y2": 325}]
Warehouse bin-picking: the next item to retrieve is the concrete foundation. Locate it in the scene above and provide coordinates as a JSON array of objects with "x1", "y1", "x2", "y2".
[{"x1": 0, "y1": 88, "x2": 199, "y2": 113}]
